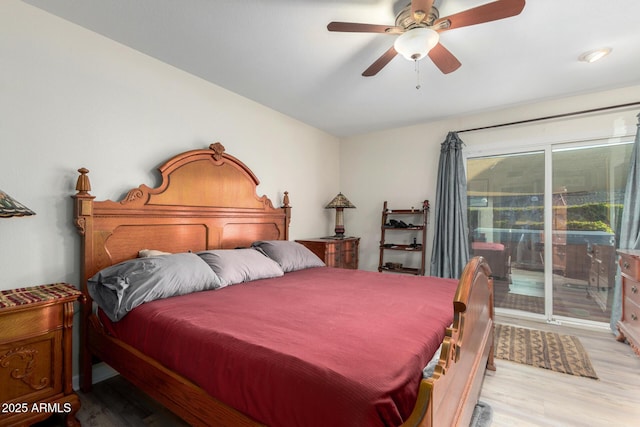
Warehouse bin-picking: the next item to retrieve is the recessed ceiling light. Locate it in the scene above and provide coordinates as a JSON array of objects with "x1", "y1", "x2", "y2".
[{"x1": 578, "y1": 47, "x2": 612, "y2": 63}]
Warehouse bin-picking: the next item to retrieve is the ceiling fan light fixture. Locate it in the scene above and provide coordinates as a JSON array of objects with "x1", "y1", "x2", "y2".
[
  {"x1": 394, "y1": 28, "x2": 439, "y2": 61},
  {"x1": 578, "y1": 47, "x2": 612, "y2": 63}
]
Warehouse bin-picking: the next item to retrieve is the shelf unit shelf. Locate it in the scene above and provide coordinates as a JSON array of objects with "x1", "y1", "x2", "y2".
[{"x1": 378, "y1": 200, "x2": 429, "y2": 275}]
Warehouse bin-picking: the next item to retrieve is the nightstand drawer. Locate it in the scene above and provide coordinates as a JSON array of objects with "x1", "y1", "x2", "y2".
[
  {"x1": 624, "y1": 279, "x2": 640, "y2": 306},
  {"x1": 620, "y1": 254, "x2": 640, "y2": 281},
  {"x1": 0, "y1": 304, "x2": 64, "y2": 342},
  {"x1": 0, "y1": 330, "x2": 63, "y2": 404},
  {"x1": 338, "y1": 241, "x2": 358, "y2": 269},
  {"x1": 340, "y1": 238, "x2": 358, "y2": 253},
  {"x1": 623, "y1": 297, "x2": 640, "y2": 331}
]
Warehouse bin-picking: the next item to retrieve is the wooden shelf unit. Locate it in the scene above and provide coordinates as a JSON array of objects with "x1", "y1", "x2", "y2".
[{"x1": 378, "y1": 200, "x2": 429, "y2": 275}]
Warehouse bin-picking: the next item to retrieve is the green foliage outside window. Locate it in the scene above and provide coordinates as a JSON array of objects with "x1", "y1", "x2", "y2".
[{"x1": 470, "y1": 203, "x2": 622, "y2": 234}]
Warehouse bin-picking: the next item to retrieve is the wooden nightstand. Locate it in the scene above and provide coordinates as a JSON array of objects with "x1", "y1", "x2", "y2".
[
  {"x1": 0, "y1": 283, "x2": 82, "y2": 426},
  {"x1": 296, "y1": 237, "x2": 360, "y2": 269}
]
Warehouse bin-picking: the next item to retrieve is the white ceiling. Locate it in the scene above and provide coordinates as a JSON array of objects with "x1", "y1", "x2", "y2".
[{"x1": 23, "y1": 0, "x2": 640, "y2": 137}]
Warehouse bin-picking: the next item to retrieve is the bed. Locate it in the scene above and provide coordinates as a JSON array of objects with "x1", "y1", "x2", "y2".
[{"x1": 72, "y1": 142, "x2": 495, "y2": 427}]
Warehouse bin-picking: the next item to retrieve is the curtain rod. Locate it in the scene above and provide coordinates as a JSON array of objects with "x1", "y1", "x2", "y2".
[{"x1": 454, "y1": 101, "x2": 640, "y2": 134}]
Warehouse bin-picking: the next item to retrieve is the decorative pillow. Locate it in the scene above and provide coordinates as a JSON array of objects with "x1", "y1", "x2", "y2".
[
  {"x1": 138, "y1": 249, "x2": 172, "y2": 257},
  {"x1": 197, "y1": 248, "x2": 284, "y2": 287},
  {"x1": 251, "y1": 240, "x2": 325, "y2": 272},
  {"x1": 88, "y1": 252, "x2": 222, "y2": 322}
]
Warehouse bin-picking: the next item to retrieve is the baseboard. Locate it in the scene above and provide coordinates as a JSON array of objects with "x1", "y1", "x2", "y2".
[{"x1": 72, "y1": 362, "x2": 118, "y2": 390}]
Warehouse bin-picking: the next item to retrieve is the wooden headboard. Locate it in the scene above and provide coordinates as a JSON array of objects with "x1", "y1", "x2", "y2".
[{"x1": 72, "y1": 142, "x2": 291, "y2": 287}]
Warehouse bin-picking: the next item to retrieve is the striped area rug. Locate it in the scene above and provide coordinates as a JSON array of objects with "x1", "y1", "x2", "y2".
[{"x1": 494, "y1": 324, "x2": 598, "y2": 379}]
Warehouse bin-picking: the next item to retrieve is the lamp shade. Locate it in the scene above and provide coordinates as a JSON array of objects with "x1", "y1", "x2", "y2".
[
  {"x1": 0, "y1": 189, "x2": 35, "y2": 217},
  {"x1": 394, "y1": 28, "x2": 439, "y2": 61},
  {"x1": 325, "y1": 192, "x2": 356, "y2": 209}
]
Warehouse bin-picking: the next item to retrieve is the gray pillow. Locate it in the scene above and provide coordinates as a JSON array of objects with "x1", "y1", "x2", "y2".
[
  {"x1": 88, "y1": 252, "x2": 222, "y2": 322},
  {"x1": 252, "y1": 240, "x2": 325, "y2": 272},
  {"x1": 197, "y1": 248, "x2": 284, "y2": 287}
]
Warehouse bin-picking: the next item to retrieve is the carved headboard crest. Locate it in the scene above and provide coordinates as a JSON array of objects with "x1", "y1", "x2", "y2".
[
  {"x1": 209, "y1": 142, "x2": 225, "y2": 161},
  {"x1": 72, "y1": 143, "x2": 291, "y2": 284}
]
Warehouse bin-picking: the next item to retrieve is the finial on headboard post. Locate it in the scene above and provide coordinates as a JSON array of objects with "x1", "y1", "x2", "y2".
[
  {"x1": 75, "y1": 168, "x2": 92, "y2": 195},
  {"x1": 72, "y1": 168, "x2": 95, "y2": 236},
  {"x1": 209, "y1": 142, "x2": 226, "y2": 161},
  {"x1": 282, "y1": 191, "x2": 291, "y2": 241}
]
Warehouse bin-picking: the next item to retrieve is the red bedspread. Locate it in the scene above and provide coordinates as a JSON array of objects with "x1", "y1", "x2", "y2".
[{"x1": 101, "y1": 267, "x2": 458, "y2": 427}]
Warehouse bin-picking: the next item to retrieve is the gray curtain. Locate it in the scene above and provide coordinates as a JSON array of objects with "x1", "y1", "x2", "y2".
[
  {"x1": 430, "y1": 132, "x2": 470, "y2": 279},
  {"x1": 610, "y1": 113, "x2": 640, "y2": 332}
]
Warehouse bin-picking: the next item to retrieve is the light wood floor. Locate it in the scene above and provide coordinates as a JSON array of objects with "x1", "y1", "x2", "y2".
[
  {"x1": 482, "y1": 314, "x2": 640, "y2": 426},
  {"x1": 40, "y1": 315, "x2": 640, "y2": 426}
]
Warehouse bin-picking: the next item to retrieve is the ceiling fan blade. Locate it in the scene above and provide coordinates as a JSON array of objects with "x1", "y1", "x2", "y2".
[
  {"x1": 434, "y1": 0, "x2": 525, "y2": 31},
  {"x1": 327, "y1": 22, "x2": 403, "y2": 34},
  {"x1": 428, "y1": 43, "x2": 462, "y2": 74},
  {"x1": 411, "y1": 0, "x2": 434, "y2": 23},
  {"x1": 362, "y1": 46, "x2": 398, "y2": 77}
]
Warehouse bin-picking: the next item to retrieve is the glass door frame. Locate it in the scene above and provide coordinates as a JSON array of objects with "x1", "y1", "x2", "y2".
[{"x1": 465, "y1": 136, "x2": 633, "y2": 328}]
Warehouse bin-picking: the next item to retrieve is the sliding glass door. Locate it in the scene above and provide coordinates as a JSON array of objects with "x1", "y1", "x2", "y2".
[
  {"x1": 468, "y1": 141, "x2": 632, "y2": 324},
  {"x1": 468, "y1": 151, "x2": 546, "y2": 316},
  {"x1": 550, "y1": 144, "x2": 629, "y2": 322}
]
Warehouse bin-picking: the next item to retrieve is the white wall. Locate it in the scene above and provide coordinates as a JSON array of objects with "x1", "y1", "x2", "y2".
[
  {"x1": 341, "y1": 85, "x2": 640, "y2": 272},
  {"x1": 0, "y1": 0, "x2": 340, "y2": 291}
]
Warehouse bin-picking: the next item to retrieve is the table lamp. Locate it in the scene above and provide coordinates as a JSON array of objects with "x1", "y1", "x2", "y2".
[
  {"x1": 325, "y1": 192, "x2": 355, "y2": 238},
  {"x1": 0, "y1": 189, "x2": 35, "y2": 217}
]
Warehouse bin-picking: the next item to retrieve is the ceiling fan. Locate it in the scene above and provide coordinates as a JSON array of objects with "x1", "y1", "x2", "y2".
[{"x1": 327, "y1": 0, "x2": 526, "y2": 77}]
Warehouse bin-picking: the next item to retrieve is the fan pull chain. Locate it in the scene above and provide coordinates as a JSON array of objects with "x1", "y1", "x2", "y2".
[{"x1": 414, "y1": 59, "x2": 421, "y2": 90}]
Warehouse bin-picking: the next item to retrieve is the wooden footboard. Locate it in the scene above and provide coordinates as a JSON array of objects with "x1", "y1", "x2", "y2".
[{"x1": 403, "y1": 256, "x2": 495, "y2": 427}]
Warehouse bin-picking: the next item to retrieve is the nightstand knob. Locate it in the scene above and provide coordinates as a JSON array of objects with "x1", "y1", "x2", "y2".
[
  {"x1": 632, "y1": 285, "x2": 638, "y2": 294},
  {"x1": 632, "y1": 313, "x2": 638, "y2": 321},
  {"x1": 623, "y1": 261, "x2": 630, "y2": 270}
]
